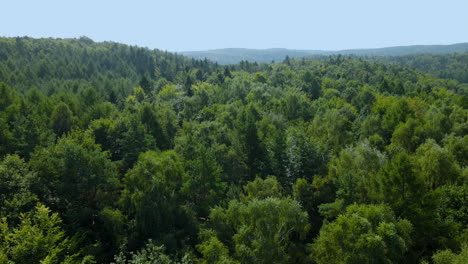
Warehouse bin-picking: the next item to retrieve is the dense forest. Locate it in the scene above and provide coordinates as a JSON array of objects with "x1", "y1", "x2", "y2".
[
  {"x1": 0, "y1": 37, "x2": 466, "y2": 264},
  {"x1": 376, "y1": 53, "x2": 468, "y2": 84}
]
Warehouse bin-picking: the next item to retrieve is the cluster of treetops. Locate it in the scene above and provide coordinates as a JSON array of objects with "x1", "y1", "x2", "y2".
[{"x1": 0, "y1": 36, "x2": 466, "y2": 264}]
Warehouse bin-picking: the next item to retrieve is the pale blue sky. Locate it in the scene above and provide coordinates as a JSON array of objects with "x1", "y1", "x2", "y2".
[{"x1": 2, "y1": 0, "x2": 467, "y2": 51}]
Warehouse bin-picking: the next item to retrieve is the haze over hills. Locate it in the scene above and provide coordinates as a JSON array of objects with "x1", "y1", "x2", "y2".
[
  {"x1": 180, "y1": 42, "x2": 468, "y2": 64},
  {"x1": 179, "y1": 48, "x2": 323, "y2": 65}
]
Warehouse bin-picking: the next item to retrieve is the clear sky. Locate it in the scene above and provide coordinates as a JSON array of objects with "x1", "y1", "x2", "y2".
[{"x1": 2, "y1": 0, "x2": 467, "y2": 52}]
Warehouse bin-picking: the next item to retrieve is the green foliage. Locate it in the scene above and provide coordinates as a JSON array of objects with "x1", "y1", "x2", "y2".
[
  {"x1": 29, "y1": 131, "x2": 119, "y2": 260},
  {"x1": 30, "y1": 132, "x2": 118, "y2": 221},
  {"x1": 120, "y1": 150, "x2": 192, "y2": 251},
  {"x1": 0, "y1": 203, "x2": 94, "y2": 264},
  {"x1": 197, "y1": 177, "x2": 309, "y2": 263},
  {"x1": 50, "y1": 102, "x2": 74, "y2": 136},
  {"x1": 205, "y1": 197, "x2": 309, "y2": 264},
  {"x1": 0, "y1": 115, "x2": 15, "y2": 157},
  {"x1": 414, "y1": 139, "x2": 461, "y2": 189},
  {"x1": 0, "y1": 155, "x2": 37, "y2": 221},
  {"x1": 0, "y1": 37, "x2": 467, "y2": 263},
  {"x1": 253, "y1": 72, "x2": 267, "y2": 83},
  {"x1": 112, "y1": 240, "x2": 189, "y2": 264},
  {"x1": 328, "y1": 141, "x2": 386, "y2": 204},
  {"x1": 436, "y1": 185, "x2": 468, "y2": 227},
  {"x1": 375, "y1": 152, "x2": 424, "y2": 216},
  {"x1": 293, "y1": 176, "x2": 335, "y2": 235},
  {"x1": 0, "y1": 82, "x2": 17, "y2": 111},
  {"x1": 432, "y1": 245, "x2": 468, "y2": 264},
  {"x1": 241, "y1": 176, "x2": 283, "y2": 202},
  {"x1": 140, "y1": 102, "x2": 177, "y2": 150},
  {"x1": 181, "y1": 144, "x2": 227, "y2": 218},
  {"x1": 196, "y1": 231, "x2": 238, "y2": 264},
  {"x1": 442, "y1": 134, "x2": 468, "y2": 167},
  {"x1": 311, "y1": 204, "x2": 412, "y2": 264},
  {"x1": 113, "y1": 114, "x2": 157, "y2": 169},
  {"x1": 284, "y1": 125, "x2": 327, "y2": 185}
]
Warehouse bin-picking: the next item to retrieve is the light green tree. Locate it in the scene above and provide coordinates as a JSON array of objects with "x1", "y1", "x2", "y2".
[
  {"x1": 112, "y1": 240, "x2": 191, "y2": 264},
  {"x1": 432, "y1": 245, "x2": 468, "y2": 264},
  {"x1": 311, "y1": 204, "x2": 412, "y2": 264},
  {"x1": 198, "y1": 177, "x2": 309, "y2": 264},
  {"x1": 0, "y1": 203, "x2": 94, "y2": 264},
  {"x1": 414, "y1": 139, "x2": 461, "y2": 190}
]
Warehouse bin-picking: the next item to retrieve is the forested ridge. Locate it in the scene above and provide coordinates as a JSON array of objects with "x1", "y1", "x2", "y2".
[
  {"x1": 181, "y1": 42, "x2": 468, "y2": 65},
  {"x1": 377, "y1": 53, "x2": 468, "y2": 84},
  {"x1": 0, "y1": 37, "x2": 466, "y2": 264}
]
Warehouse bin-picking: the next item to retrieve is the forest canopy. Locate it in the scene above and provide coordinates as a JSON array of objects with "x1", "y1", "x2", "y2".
[{"x1": 0, "y1": 37, "x2": 466, "y2": 264}]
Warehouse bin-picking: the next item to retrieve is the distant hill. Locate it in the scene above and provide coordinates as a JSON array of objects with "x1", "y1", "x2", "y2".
[
  {"x1": 180, "y1": 48, "x2": 323, "y2": 65},
  {"x1": 0, "y1": 36, "x2": 218, "y2": 96},
  {"x1": 180, "y1": 43, "x2": 468, "y2": 64},
  {"x1": 333, "y1": 42, "x2": 468, "y2": 56}
]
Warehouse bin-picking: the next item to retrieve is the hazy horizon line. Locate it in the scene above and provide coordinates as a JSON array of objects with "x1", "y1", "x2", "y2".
[{"x1": 2, "y1": 35, "x2": 468, "y2": 53}]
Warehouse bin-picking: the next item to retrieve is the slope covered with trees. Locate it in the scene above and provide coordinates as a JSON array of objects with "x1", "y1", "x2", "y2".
[
  {"x1": 0, "y1": 37, "x2": 466, "y2": 264},
  {"x1": 376, "y1": 53, "x2": 468, "y2": 84}
]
